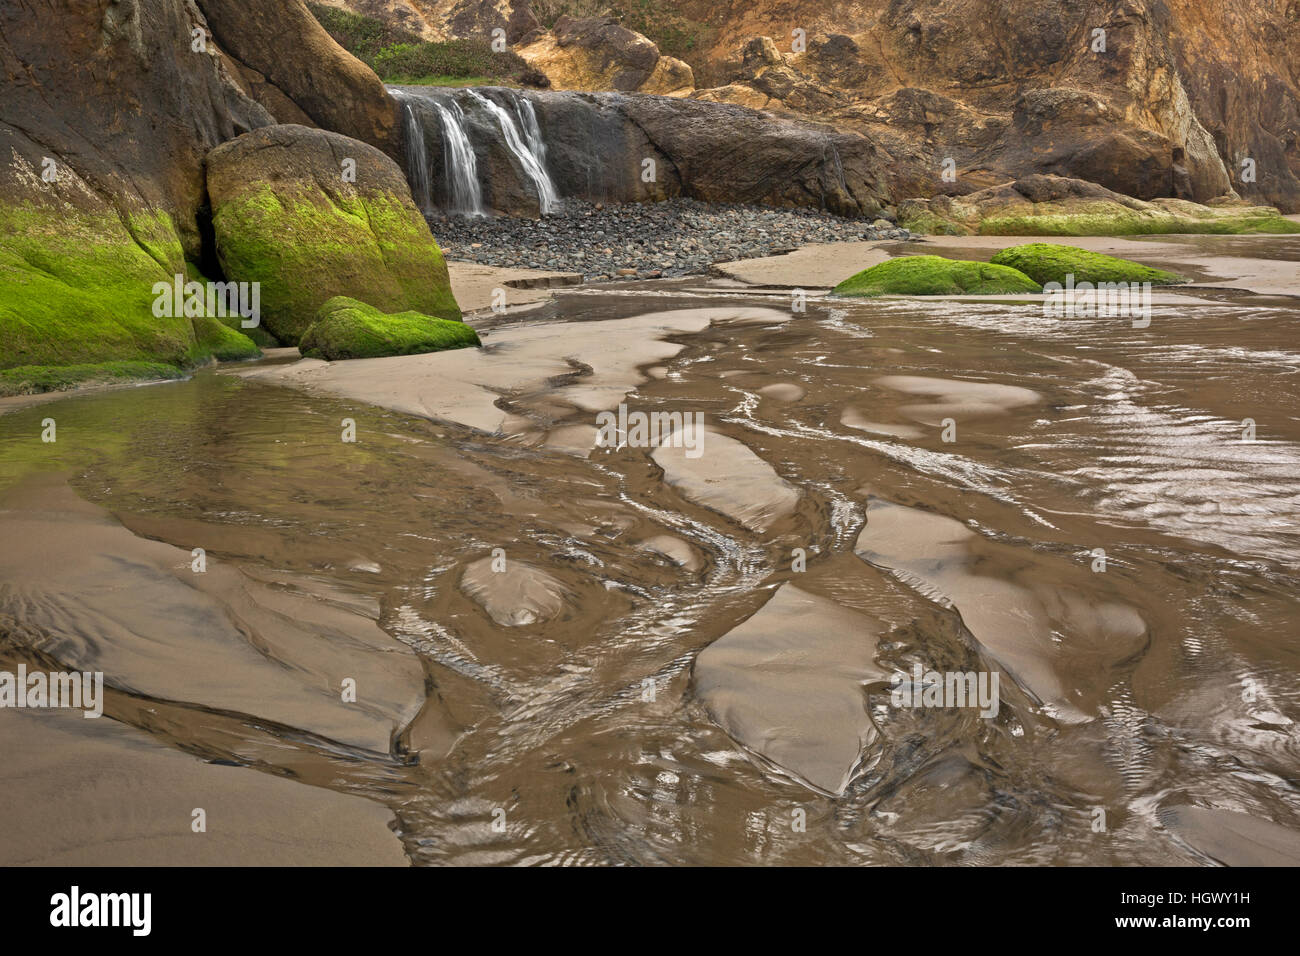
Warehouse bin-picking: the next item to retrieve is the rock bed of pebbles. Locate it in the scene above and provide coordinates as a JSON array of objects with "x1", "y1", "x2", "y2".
[{"x1": 429, "y1": 198, "x2": 911, "y2": 281}]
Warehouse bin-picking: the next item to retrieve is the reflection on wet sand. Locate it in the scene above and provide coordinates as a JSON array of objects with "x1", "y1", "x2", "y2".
[{"x1": 2, "y1": 234, "x2": 1299, "y2": 865}]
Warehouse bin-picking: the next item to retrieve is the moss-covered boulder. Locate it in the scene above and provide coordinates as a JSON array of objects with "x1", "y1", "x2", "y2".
[
  {"x1": 0, "y1": 195, "x2": 260, "y2": 396},
  {"x1": 990, "y1": 243, "x2": 1187, "y2": 286},
  {"x1": 833, "y1": 256, "x2": 1042, "y2": 297},
  {"x1": 900, "y1": 176, "x2": 1300, "y2": 237},
  {"x1": 299, "y1": 297, "x2": 480, "y2": 360},
  {"x1": 208, "y1": 125, "x2": 461, "y2": 346}
]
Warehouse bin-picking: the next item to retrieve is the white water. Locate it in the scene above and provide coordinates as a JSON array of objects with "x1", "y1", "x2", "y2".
[
  {"x1": 466, "y1": 90, "x2": 559, "y2": 214},
  {"x1": 393, "y1": 90, "x2": 433, "y2": 216},
  {"x1": 434, "y1": 99, "x2": 485, "y2": 217}
]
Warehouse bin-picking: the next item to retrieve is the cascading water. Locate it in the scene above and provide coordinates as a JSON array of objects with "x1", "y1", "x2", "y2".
[
  {"x1": 392, "y1": 90, "x2": 433, "y2": 216},
  {"x1": 390, "y1": 86, "x2": 559, "y2": 217},
  {"x1": 433, "y1": 99, "x2": 484, "y2": 217},
  {"x1": 514, "y1": 96, "x2": 550, "y2": 177},
  {"x1": 465, "y1": 89, "x2": 559, "y2": 214}
]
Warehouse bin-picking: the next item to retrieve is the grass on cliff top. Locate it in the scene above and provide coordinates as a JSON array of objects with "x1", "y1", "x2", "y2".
[
  {"x1": 307, "y1": 4, "x2": 538, "y2": 85},
  {"x1": 990, "y1": 243, "x2": 1188, "y2": 286},
  {"x1": 381, "y1": 75, "x2": 518, "y2": 88},
  {"x1": 834, "y1": 256, "x2": 1042, "y2": 297},
  {"x1": 299, "y1": 297, "x2": 480, "y2": 361}
]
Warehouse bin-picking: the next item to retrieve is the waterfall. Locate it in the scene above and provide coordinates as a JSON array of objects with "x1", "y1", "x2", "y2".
[
  {"x1": 515, "y1": 96, "x2": 550, "y2": 175},
  {"x1": 434, "y1": 99, "x2": 484, "y2": 217},
  {"x1": 393, "y1": 90, "x2": 433, "y2": 216},
  {"x1": 389, "y1": 86, "x2": 560, "y2": 217},
  {"x1": 466, "y1": 90, "x2": 559, "y2": 214}
]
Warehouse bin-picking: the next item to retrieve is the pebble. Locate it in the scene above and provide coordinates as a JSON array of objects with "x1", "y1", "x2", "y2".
[{"x1": 429, "y1": 198, "x2": 911, "y2": 282}]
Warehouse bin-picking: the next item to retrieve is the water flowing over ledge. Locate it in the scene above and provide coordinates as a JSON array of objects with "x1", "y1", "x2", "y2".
[{"x1": 390, "y1": 85, "x2": 895, "y2": 220}]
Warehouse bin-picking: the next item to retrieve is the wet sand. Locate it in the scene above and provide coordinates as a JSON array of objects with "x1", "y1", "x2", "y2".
[{"x1": 2, "y1": 232, "x2": 1299, "y2": 865}]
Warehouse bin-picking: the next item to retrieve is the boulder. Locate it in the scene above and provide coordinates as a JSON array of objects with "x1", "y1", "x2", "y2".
[
  {"x1": 299, "y1": 297, "x2": 479, "y2": 360},
  {"x1": 196, "y1": 0, "x2": 399, "y2": 156},
  {"x1": 0, "y1": 0, "x2": 271, "y2": 386},
  {"x1": 207, "y1": 124, "x2": 461, "y2": 345},
  {"x1": 833, "y1": 256, "x2": 1042, "y2": 297},
  {"x1": 989, "y1": 243, "x2": 1187, "y2": 287},
  {"x1": 613, "y1": 95, "x2": 891, "y2": 216}
]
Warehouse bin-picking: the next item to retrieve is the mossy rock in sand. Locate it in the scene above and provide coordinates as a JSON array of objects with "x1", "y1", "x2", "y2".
[
  {"x1": 990, "y1": 243, "x2": 1187, "y2": 286},
  {"x1": 299, "y1": 297, "x2": 480, "y2": 360},
  {"x1": 208, "y1": 124, "x2": 461, "y2": 346},
  {"x1": 833, "y1": 256, "x2": 1041, "y2": 297}
]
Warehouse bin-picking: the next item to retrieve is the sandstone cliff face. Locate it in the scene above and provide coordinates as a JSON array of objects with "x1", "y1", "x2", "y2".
[
  {"x1": 341, "y1": 0, "x2": 1299, "y2": 211},
  {"x1": 672, "y1": 0, "x2": 1299, "y2": 210},
  {"x1": 197, "y1": 0, "x2": 399, "y2": 156},
  {"x1": 312, "y1": 0, "x2": 524, "y2": 42}
]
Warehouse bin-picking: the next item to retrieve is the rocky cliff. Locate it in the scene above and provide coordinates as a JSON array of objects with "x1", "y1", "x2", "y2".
[
  {"x1": 674, "y1": 0, "x2": 1300, "y2": 211},
  {"x1": 332, "y1": 0, "x2": 1300, "y2": 212}
]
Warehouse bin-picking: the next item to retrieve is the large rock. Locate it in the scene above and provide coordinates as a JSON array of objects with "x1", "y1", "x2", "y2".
[
  {"x1": 299, "y1": 296, "x2": 479, "y2": 360},
  {"x1": 208, "y1": 125, "x2": 461, "y2": 345},
  {"x1": 197, "y1": 0, "x2": 399, "y2": 155},
  {"x1": 0, "y1": 0, "x2": 272, "y2": 382},
  {"x1": 0, "y1": 0, "x2": 403, "y2": 387}
]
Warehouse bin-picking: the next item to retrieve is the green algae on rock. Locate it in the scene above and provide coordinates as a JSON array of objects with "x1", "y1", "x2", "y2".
[
  {"x1": 298, "y1": 297, "x2": 480, "y2": 361},
  {"x1": 207, "y1": 125, "x2": 461, "y2": 346},
  {"x1": 0, "y1": 202, "x2": 260, "y2": 390},
  {"x1": 0, "y1": 362, "x2": 187, "y2": 398},
  {"x1": 833, "y1": 255, "x2": 1041, "y2": 297},
  {"x1": 900, "y1": 176, "x2": 1300, "y2": 237},
  {"x1": 990, "y1": 243, "x2": 1188, "y2": 287}
]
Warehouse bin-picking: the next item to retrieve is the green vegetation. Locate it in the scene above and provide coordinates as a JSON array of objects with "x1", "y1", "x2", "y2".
[
  {"x1": 0, "y1": 203, "x2": 261, "y2": 391},
  {"x1": 307, "y1": 3, "x2": 538, "y2": 86},
  {"x1": 212, "y1": 184, "x2": 461, "y2": 345},
  {"x1": 0, "y1": 361, "x2": 185, "y2": 398},
  {"x1": 990, "y1": 243, "x2": 1187, "y2": 286},
  {"x1": 299, "y1": 297, "x2": 480, "y2": 360},
  {"x1": 530, "y1": 0, "x2": 715, "y2": 63},
  {"x1": 188, "y1": 315, "x2": 263, "y2": 363},
  {"x1": 977, "y1": 210, "x2": 1300, "y2": 236},
  {"x1": 833, "y1": 256, "x2": 1042, "y2": 297},
  {"x1": 902, "y1": 198, "x2": 1300, "y2": 238}
]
